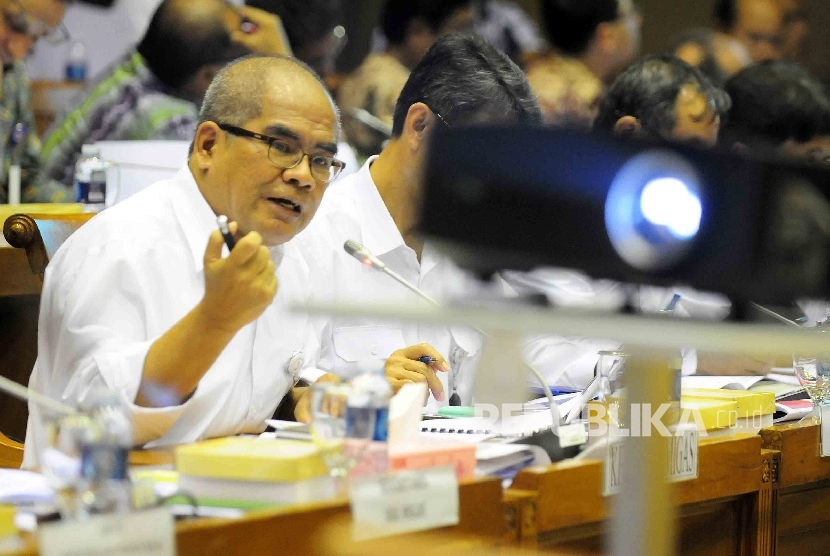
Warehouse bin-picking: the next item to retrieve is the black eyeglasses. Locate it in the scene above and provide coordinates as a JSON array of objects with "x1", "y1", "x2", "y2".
[
  {"x1": 5, "y1": 0, "x2": 70, "y2": 45},
  {"x1": 216, "y1": 123, "x2": 346, "y2": 183}
]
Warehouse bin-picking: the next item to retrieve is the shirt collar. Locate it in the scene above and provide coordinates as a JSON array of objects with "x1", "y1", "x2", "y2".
[
  {"x1": 168, "y1": 165, "x2": 290, "y2": 272},
  {"x1": 353, "y1": 155, "x2": 406, "y2": 257}
]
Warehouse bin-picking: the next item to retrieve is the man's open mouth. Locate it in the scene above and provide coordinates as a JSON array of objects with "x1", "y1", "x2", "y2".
[{"x1": 269, "y1": 197, "x2": 301, "y2": 213}]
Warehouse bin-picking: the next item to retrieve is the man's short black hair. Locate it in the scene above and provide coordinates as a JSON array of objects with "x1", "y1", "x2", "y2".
[
  {"x1": 246, "y1": 0, "x2": 342, "y2": 52},
  {"x1": 391, "y1": 32, "x2": 542, "y2": 136},
  {"x1": 381, "y1": 0, "x2": 471, "y2": 46},
  {"x1": 540, "y1": 0, "x2": 619, "y2": 56},
  {"x1": 594, "y1": 54, "x2": 731, "y2": 139},
  {"x1": 722, "y1": 60, "x2": 830, "y2": 147},
  {"x1": 137, "y1": 0, "x2": 248, "y2": 90},
  {"x1": 713, "y1": 0, "x2": 738, "y2": 30}
]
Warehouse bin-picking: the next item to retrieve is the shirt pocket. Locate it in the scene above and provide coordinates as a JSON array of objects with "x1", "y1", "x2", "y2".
[{"x1": 333, "y1": 325, "x2": 406, "y2": 362}]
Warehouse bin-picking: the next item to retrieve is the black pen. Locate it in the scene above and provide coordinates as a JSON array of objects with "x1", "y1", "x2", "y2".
[{"x1": 217, "y1": 215, "x2": 236, "y2": 251}]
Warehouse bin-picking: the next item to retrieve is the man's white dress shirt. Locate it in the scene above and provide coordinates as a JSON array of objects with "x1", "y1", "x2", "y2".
[{"x1": 23, "y1": 166, "x2": 322, "y2": 468}]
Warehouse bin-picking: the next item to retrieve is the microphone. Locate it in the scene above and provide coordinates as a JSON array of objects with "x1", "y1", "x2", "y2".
[
  {"x1": 342, "y1": 240, "x2": 563, "y2": 430},
  {"x1": 0, "y1": 375, "x2": 76, "y2": 416}
]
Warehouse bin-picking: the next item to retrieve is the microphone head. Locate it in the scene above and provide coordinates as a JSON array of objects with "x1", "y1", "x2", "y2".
[{"x1": 344, "y1": 239, "x2": 384, "y2": 270}]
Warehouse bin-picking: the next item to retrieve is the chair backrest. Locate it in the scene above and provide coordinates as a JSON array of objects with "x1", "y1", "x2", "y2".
[
  {"x1": 3, "y1": 213, "x2": 93, "y2": 280},
  {"x1": 0, "y1": 212, "x2": 92, "y2": 460}
]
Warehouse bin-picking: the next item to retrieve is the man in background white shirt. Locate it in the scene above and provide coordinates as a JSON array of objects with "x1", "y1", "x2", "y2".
[
  {"x1": 23, "y1": 55, "x2": 343, "y2": 467},
  {"x1": 298, "y1": 33, "x2": 545, "y2": 411}
]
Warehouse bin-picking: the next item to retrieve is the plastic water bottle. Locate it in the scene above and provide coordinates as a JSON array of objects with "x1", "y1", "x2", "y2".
[
  {"x1": 74, "y1": 145, "x2": 108, "y2": 212},
  {"x1": 65, "y1": 40, "x2": 87, "y2": 82},
  {"x1": 346, "y1": 362, "x2": 392, "y2": 473},
  {"x1": 76, "y1": 389, "x2": 134, "y2": 517}
]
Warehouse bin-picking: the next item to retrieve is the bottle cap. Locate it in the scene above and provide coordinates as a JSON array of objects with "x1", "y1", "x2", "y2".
[{"x1": 80, "y1": 144, "x2": 100, "y2": 157}]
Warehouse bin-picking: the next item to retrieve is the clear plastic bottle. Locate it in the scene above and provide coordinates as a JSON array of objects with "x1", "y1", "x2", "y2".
[
  {"x1": 76, "y1": 389, "x2": 134, "y2": 517},
  {"x1": 74, "y1": 145, "x2": 108, "y2": 212},
  {"x1": 345, "y1": 362, "x2": 392, "y2": 473},
  {"x1": 65, "y1": 40, "x2": 87, "y2": 82}
]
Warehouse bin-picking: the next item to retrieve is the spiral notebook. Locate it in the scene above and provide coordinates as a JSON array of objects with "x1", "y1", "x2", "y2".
[{"x1": 419, "y1": 411, "x2": 554, "y2": 438}]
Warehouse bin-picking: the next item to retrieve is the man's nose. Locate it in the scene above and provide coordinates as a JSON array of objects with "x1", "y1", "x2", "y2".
[{"x1": 282, "y1": 154, "x2": 316, "y2": 190}]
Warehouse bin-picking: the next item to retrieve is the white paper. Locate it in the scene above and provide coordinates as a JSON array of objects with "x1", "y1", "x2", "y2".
[
  {"x1": 0, "y1": 469, "x2": 53, "y2": 504},
  {"x1": 388, "y1": 382, "x2": 428, "y2": 444},
  {"x1": 39, "y1": 507, "x2": 175, "y2": 556},
  {"x1": 558, "y1": 423, "x2": 588, "y2": 448},
  {"x1": 349, "y1": 466, "x2": 459, "y2": 541}
]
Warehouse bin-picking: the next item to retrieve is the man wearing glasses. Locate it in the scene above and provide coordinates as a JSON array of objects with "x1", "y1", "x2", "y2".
[
  {"x1": 0, "y1": 0, "x2": 68, "y2": 203},
  {"x1": 23, "y1": 55, "x2": 344, "y2": 467}
]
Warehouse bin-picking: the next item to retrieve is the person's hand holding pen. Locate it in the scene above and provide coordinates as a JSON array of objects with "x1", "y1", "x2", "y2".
[
  {"x1": 230, "y1": 5, "x2": 292, "y2": 57},
  {"x1": 384, "y1": 344, "x2": 450, "y2": 400},
  {"x1": 200, "y1": 218, "x2": 278, "y2": 333}
]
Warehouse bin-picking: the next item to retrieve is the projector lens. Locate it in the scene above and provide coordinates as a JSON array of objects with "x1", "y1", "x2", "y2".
[{"x1": 605, "y1": 150, "x2": 703, "y2": 271}]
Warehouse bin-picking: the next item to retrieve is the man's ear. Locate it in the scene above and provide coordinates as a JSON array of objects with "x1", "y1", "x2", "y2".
[
  {"x1": 613, "y1": 115, "x2": 643, "y2": 138},
  {"x1": 402, "y1": 102, "x2": 431, "y2": 151},
  {"x1": 191, "y1": 122, "x2": 221, "y2": 170}
]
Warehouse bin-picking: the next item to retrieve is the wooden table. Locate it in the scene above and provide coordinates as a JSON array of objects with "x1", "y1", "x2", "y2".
[
  {"x1": 760, "y1": 421, "x2": 830, "y2": 555},
  {"x1": 507, "y1": 434, "x2": 776, "y2": 555},
  {"x1": 4, "y1": 477, "x2": 513, "y2": 556}
]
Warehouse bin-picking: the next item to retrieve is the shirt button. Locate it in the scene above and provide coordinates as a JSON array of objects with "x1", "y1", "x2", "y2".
[
  {"x1": 371, "y1": 344, "x2": 379, "y2": 355},
  {"x1": 451, "y1": 347, "x2": 466, "y2": 366}
]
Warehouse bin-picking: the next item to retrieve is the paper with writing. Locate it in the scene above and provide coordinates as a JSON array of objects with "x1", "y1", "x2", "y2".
[
  {"x1": 349, "y1": 466, "x2": 459, "y2": 541},
  {"x1": 39, "y1": 507, "x2": 174, "y2": 556}
]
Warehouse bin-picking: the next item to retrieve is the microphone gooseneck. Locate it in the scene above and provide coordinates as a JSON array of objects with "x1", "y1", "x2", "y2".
[{"x1": 342, "y1": 240, "x2": 562, "y2": 429}]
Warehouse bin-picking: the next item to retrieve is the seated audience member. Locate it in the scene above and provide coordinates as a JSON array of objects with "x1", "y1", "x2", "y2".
[
  {"x1": 0, "y1": 0, "x2": 69, "y2": 203},
  {"x1": 33, "y1": 0, "x2": 290, "y2": 197},
  {"x1": 713, "y1": 0, "x2": 784, "y2": 62},
  {"x1": 246, "y1": 0, "x2": 344, "y2": 81},
  {"x1": 23, "y1": 55, "x2": 345, "y2": 468},
  {"x1": 526, "y1": 0, "x2": 641, "y2": 128},
  {"x1": 594, "y1": 54, "x2": 732, "y2": 148},
  {"x1": 337, "y1": 0, "x2": 474, "y2": 159},
  {"x1": 301, "y1": 33, "x2": 621, "y2": 402},
  {"x1": 472, "y1": 0, "x2": 546, "y2": 65},
  {"x1": 721, "y1": 60, "x2": 830, "y2": 164},
  {"x1": 667, "y1": 28, "x2": 751, "y2": 85},
  {"x1": 777, "y1": 0, "x2": 808, "y2": 60}
]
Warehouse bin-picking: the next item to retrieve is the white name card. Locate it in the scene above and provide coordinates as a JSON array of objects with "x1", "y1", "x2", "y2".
[
  {"x1": 603, "y1": 428, "x2": 699, "y2": 496},
  {"x1": 821, "y1": 406, "x2": 830, "y2": 457},
  {"x1": 349, "y1": 465, "x2": 459, "y2": 541},
  {"x1": 39, "y1": 507, "x2": 175, "y2": 556}
]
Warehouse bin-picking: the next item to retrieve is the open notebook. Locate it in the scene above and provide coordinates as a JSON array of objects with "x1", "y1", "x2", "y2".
[{"x1": 682, "y1": 372, "x2": 805, "y2": 400}]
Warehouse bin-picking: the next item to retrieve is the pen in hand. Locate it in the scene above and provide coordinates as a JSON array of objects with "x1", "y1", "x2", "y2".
[
  {"x1": 217, "y1": 215, "x2": 236, "y2": 251},
  {"x1": 418, "y1": 356, "x2": 438, "y2": 365}
]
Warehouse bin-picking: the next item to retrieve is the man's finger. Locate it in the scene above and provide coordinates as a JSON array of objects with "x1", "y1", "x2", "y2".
[
  {"x1": 399, "y1": 343, "x2": 450, "y2": 371},
  {"x1": 386, "y1": 368, "x2": 428, "y2": 384},
  {"x1": 403, "y1": 361, "x2": 444, "y2": 401},
  {"x1": 227, "y1": 231, "x2": 262, "y2": 265},
  {"x1": 204, "y1": 230, "x2": 226, "y2": 264}
]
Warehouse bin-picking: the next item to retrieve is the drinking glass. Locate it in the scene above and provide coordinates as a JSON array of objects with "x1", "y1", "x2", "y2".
[
  {"x1": 597, "y1": 350, "x2": 628, "y2": 429},
  {"x1": 793, "y1": 356, "x2": 830, "y2": 423},
  {"x1": 309, "y1": 381, "x2": 375, "y2": 495},
  {"x1": 37, "y1": 411, "x2": 93, "y2": 519}
]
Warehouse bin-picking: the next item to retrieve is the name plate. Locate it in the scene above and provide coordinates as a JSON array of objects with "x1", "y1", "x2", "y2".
[
  {"x1": 603, "y1": 428, "x2": 699, "y2": 496},
  {"x1": 349, "y1": 465, "x2": 459, "y2": 541},
  {"x1": 39, "y1": 507, "x2": 175, "y2": 556},
  {"x1": 821, "y1": 406, "x2": 830, "y2": 457}
]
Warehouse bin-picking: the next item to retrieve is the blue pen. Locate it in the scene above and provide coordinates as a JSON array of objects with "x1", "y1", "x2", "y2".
[{"x1": 418, "y1": 356, "x2": 438, "y2": 365}]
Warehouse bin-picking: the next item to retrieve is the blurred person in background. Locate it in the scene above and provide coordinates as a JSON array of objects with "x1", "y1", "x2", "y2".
[
  {"x1": 777, "y1": 0, "x2": 808, "y2": 60},
  {"x1": 0, "y1": 0, "x2": 69, "y2": 203},
  {"x1": 337, "y1": 0, "x2": 474, "y2": 160},
  {"x1": 472, "y1": 0, "x2": 546, "y2": 66},
  {"x1": 594, "y1": 54, "x2": 732, "y2": 148},
  {"x1": 722, "y1": 60, "x2": 830, "y2": 164},
  {"x1": 527, "y1": 0, "x2": 641, "y2": 128},
  {"x1": 713, "y1": 0, "x2": 784, "y2": 62},
  {"x1": 667, "y1": 28, "x2": 751, "y2": 86},
  {"x1": 32, "y1": 0, "x2": 291, "y2": 200}
]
